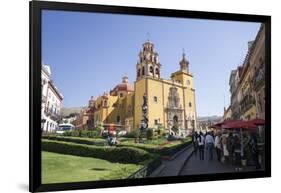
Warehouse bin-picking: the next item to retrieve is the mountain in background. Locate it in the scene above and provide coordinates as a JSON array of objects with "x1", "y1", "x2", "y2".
[
  {"x1": 197, "y1": 115, "x2": 222, "y2": 122},
  {"x1": 61, "y1": 106, "x2": 87, "y2": 117}
]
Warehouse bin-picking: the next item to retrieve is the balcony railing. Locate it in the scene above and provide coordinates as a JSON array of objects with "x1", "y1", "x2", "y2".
[
  {"x1": 42, "y1": 95, "x2": 47, "y2": 103},
  {"x1": 253, "y1": 69, "x2": 265, "y2": 90},
  {"x1": 240, "y1": 94, "x2": 256, "y2": 114},
  {"x1": 44, "y1": 110, "x2": 60, "y2": 121}
]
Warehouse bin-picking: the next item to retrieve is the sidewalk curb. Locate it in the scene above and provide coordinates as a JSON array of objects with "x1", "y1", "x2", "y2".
[
  {"x1": 149, "y1": 164, "x2": 166, "y2": 177},
  {"x1": 169, "y1": 144, "x2": 192, "y2": 161},
  {"x1": 178, "y1": 148, "x2": 194, "y2": 175},
  {"x1": 149, "y1": 145, "x2": 193, "y2": 177}
]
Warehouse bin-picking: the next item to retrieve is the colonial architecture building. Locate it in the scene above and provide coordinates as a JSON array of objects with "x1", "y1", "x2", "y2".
[
  {"x1": 41, "y1": 64, "x2": 63, "y2": 133},
  {"x1": 227, "y1": 24, "x2": 265, "y2": 121},
  {"x1": 223, "y1": 106, "x2": 232, "y2": 120},
  {"x1": 87, "y1": 40, "x2": 197, "y2": 137},
  {"x1": 251, "y1": 25, "x2": 266, "y2": 120}
]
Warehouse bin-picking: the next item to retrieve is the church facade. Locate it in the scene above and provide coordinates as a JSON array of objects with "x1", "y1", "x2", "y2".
[{"x1": 87, "y1": 40, "x2": 197, "y2": 136}]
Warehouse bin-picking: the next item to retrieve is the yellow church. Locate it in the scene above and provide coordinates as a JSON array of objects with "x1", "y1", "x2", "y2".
[{"x1": 88, "y1": 40, "x2": 197, "y2": 137}]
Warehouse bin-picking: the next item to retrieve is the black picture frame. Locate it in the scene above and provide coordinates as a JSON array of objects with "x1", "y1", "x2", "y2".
[{"x1": 30, "y1": 1, "x2": 271, "y2": 192}]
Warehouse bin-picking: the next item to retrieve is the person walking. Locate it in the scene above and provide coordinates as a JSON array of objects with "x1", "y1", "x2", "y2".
[
  {"x1": 192, "y1": 132, "x2": 199, "y2": 156},
  {"x1": 233, "y1": 135, "x2": 242, "y2": 171},
  {"x1": 249, "y1": 132, "x2": 261, "y2": 169},
  {"x1": 227, "y1": 132, "x2": 235, "y2": 164},
  {"x1": 197, "y1": 132, "x2": 205, "y2": 160},
  {"x1": 215, "y1": 132, "x2": 222, "y2": 162},
  {"x1": 221, "y1": 133, "x2": 229, "y2": 163},
  {"x1": 205, "y1": 132, "x2": 215, "y2": 161}
]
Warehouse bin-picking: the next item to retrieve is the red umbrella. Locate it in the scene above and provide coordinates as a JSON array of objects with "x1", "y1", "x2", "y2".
[
  {"x1": 249, "y1": 118, "x2": 265, "y2": 126},
  {"x1": 222, "y1": 120, "x2": 257, "y2": 158}
]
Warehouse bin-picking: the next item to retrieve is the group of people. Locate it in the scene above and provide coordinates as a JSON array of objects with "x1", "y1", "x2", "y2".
[{"x1": 192, "y1": 130, "x2": 261, "y2": 170}]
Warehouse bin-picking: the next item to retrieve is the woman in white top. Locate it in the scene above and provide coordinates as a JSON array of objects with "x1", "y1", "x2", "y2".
[
  {"x1": 215, "y1": 132, "x2": 222, "y2": 162},
  {"x1": 221, "y1": 134, "x2": 229, "y2": 162}
]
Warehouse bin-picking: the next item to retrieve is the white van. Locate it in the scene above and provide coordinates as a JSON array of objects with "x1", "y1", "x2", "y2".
[{"x1": 56, "y1": 123, "x2": 75, "y2": 134}]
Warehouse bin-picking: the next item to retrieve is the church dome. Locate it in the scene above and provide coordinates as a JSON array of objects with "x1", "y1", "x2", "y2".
[
  {"x1": 114, "y1": 83, "x2": 134, "y2": 92},
  {"x1": 110, "y1": 76, "x2": 134, "y2": 96}
]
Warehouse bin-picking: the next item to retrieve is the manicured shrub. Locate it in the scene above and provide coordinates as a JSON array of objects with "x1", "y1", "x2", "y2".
[
  {"x1": 157, "y1": 127, "x2": 165, "y2": 136},
  {"x1": 146, "y1": 128, "x2": 154, "y2": 140},
  {"x1": 62, "y1": 131, "x2": 72, "y2": 136},
  {"x1": 61, "y1": 130, "x2": 99, "y2": 138},
  {"x1": 159, "y1": 138, "x2": 192, "y2": 156},
  {"x1": 42, "y1": 140, "x2": 151, "y2": 164},
  {"x1": 132, "y1": 129, "x2": 140, "y2": 138},
  {"x1": 42, "y1": 135, "x2": 96, "y2": 145},
  {"x1": 117, "y1": 137, "x2": 192, "y2": 156}
]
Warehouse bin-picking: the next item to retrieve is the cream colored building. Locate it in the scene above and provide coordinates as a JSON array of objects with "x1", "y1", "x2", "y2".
[
  {"x1": 41, "y1": 64, "x2": 63, "y2": 133},
  {"x1": 228, "y1": 24, "x2": 265, "y2": 121}
]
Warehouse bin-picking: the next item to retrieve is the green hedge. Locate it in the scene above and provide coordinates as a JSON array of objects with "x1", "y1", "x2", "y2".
[
  {"x1": 62, "y1": 130, "x2": 99, "y2": 138},
  {"x1": 42, "y1": 140, "x2": 151, "y2": 164},
  {"x1": 42, "y1": 136, "x2": 106, "y2": 146},
  {"x1": 159, "y1": 139, "x2": 191, "y2": 156},
  {"x1": 117, "y1": 138, "x2": 192, "y2": 156}
]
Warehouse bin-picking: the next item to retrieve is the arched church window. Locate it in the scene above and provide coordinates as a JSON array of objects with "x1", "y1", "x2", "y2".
[
  {"x1": 103, "y1": 100, "x2": 107, "y2": 107},
  {"x1": 149, "y1": 66, "x2": 154, "y2": 74},
  {"x1": 155, "y1": 68, "x2": 159, "y2": 76},
  {"x1": 137, "y1": 69, "x2": 141, "y2": 77},
  {"x1": 142, "y1": 66, "x2": 145, "y2": 75}
]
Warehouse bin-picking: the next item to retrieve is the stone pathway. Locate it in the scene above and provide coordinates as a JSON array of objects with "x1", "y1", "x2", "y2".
[
  {"x1": 150, "y1": 146, "x2": 263, "y2": 178},
  {"x1": 149, "y1": 145, "x2": 194, "y2": 177},
  {"x1": 179, "y1": 148, "x2": 262, "y2": 176}
]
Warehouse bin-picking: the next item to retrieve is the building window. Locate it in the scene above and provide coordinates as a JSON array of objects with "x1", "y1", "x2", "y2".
[
  {"x1": 154, "y1": 119, "x2": 158, "y2": 125},
  {"x1": 153, "y1": 96, "x2": 158, "y2": 103},
  {"x1": 120, "y1": 93, "x2": 123, "y2": 98},
  {"x1": 116, "y1": 115, "x2": 121, "y2": 123},
  {"x1": 155, "y1": 68, "x2": 159, "y2": 76},
  {"x1": 149, "y1": 66, "x2": 154, "y2": 74},
  {"x1": 137, "y1": 69, "x2": 141, "y2": 77},
  {"x1": 189, "y1": 102, "x2": 192, "y2": 107},
  {"x1": 142, "y1": 66, "x2": 145, "y2": 75}
]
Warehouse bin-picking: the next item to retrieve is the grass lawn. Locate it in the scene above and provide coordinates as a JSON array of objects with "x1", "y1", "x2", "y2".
[{"x1": 42, "y1": 151, "x2": 142, "y2": 184}]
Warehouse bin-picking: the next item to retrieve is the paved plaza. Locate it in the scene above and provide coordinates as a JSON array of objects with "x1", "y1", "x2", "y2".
[{"x1": 151, "y1": 146, "x2": 263, "y2": 177}]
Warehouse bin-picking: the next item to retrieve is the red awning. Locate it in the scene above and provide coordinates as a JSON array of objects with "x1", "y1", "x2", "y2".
[
  {"x1": 249, "y1": 118, "x2": 265, "y2": 126},
  {"x1": 222, "y1": 120, "x2": 257, "y2": 129},
  {"x1": 210, "y1": 120, "x2": 241, "y2": 129},
  {"x1": 209, "y1": 125, "x2": 221, "y2": 129}
]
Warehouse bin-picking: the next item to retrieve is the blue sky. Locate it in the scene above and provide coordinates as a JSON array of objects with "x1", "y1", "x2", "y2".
[{"x1": 42, "y1": 10, "x2": 260, "y2": 116}]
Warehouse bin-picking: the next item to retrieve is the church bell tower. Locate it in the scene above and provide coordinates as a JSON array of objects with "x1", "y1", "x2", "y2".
[
  {"x1": 136, "y1": 40, "x2": 161, "y2": 80},
  {"x1": 171, "y1": 51, "x2": 194, "y2": 89}
]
